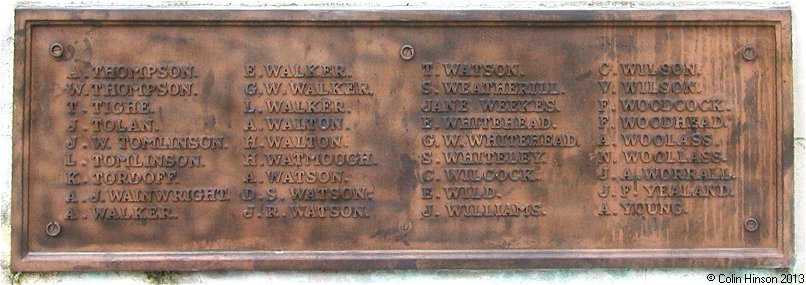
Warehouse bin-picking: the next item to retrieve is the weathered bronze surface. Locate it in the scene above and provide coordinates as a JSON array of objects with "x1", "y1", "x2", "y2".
[{"x1": 12, "y1": 9, "x2": 794, "y2": 271}]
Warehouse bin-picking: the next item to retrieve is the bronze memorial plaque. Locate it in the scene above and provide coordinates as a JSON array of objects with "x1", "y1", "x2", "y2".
[{"x1": 12, "y1": 9, "x2": 793, "y2": 271}]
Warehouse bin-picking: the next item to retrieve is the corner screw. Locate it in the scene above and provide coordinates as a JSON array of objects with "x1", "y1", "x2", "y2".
[
  {"x1": 49, "y1": 43, "x2": 64, "y2": 58},
  {"x1": 400, "y1": 44, "x2": 415, "y2": 61},
  {"x1": 742, "y1": 45, "x2": 757, "y2": 61},
  {"x1": 45, "y1": 221, "x2": 61, "y2": 237},
  {"x1": 399, "y1": 220, "x2": 412, "y2": 232},
  {"x1": 744, "y1": 217, "x2": 759, "y2": 232}
]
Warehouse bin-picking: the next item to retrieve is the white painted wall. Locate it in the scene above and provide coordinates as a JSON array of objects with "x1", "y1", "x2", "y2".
[{"x1": 0, "y1": 1, "x2": 802, "y2": 284}]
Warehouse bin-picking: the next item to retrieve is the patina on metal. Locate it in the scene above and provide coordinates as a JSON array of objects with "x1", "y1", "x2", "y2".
[{"x1": 11, "y1": 9, "x2": 793, "y2": 271}]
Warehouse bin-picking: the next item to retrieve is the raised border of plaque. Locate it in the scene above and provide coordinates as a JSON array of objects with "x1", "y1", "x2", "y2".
[{"x1": 12, "y1": 9, "x2": 793, "y2": 271}]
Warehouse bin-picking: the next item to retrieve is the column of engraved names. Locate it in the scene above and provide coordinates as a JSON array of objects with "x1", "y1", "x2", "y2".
[
  {"x1": 595, "y1": 61, "x2": 736, "y2": 217},
  {"x1": 61, "y1": 64, "x2": 230, "y2": 223},
  {"x1": 240, "y1": 63, "x2": 377, "y2": 220},
  {"x1": 418, "y1": 62, "x2": 578, "y2": 219}
]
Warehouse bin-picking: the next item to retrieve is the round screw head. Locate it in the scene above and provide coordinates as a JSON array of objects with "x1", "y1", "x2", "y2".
[
  {"x1": 744, "y1": 217, "x2": 759, "y2": 232},
  {"x1": 49, "y1": 43, "x2": 64, "y2": 58},
  {"x1": 399, "y1": 220, "x2": 412, "y2": 231},
  {"x1": 742, "y1": 45, "x2": 757, "y2": 61},
  {"x1": 45, "y1": 221, "x2": 61, "y2": 237},
  {"x1": 400, "y1": 44, "x2": 415, "y2": 61}
]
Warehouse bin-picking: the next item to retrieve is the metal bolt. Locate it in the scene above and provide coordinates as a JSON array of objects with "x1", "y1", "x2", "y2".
[
  {"x1": 399, "y1": 221, "x2": 412, "y2": 231},
  {"x1": 744, "y1": 217, "x2": 759, "y2": 232},
  {"x1": 742, "y1": 45, "x2": 757, "y2": 61},
  {"x1": 49, "y1": 43, "x2": 64, "y2": 58},
  {"x1": 400, "y1": 44, "x2": 415, "y2": 61},
  {"x1": 45, "y1": 221, "x2": 61, "y2": 237}
]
